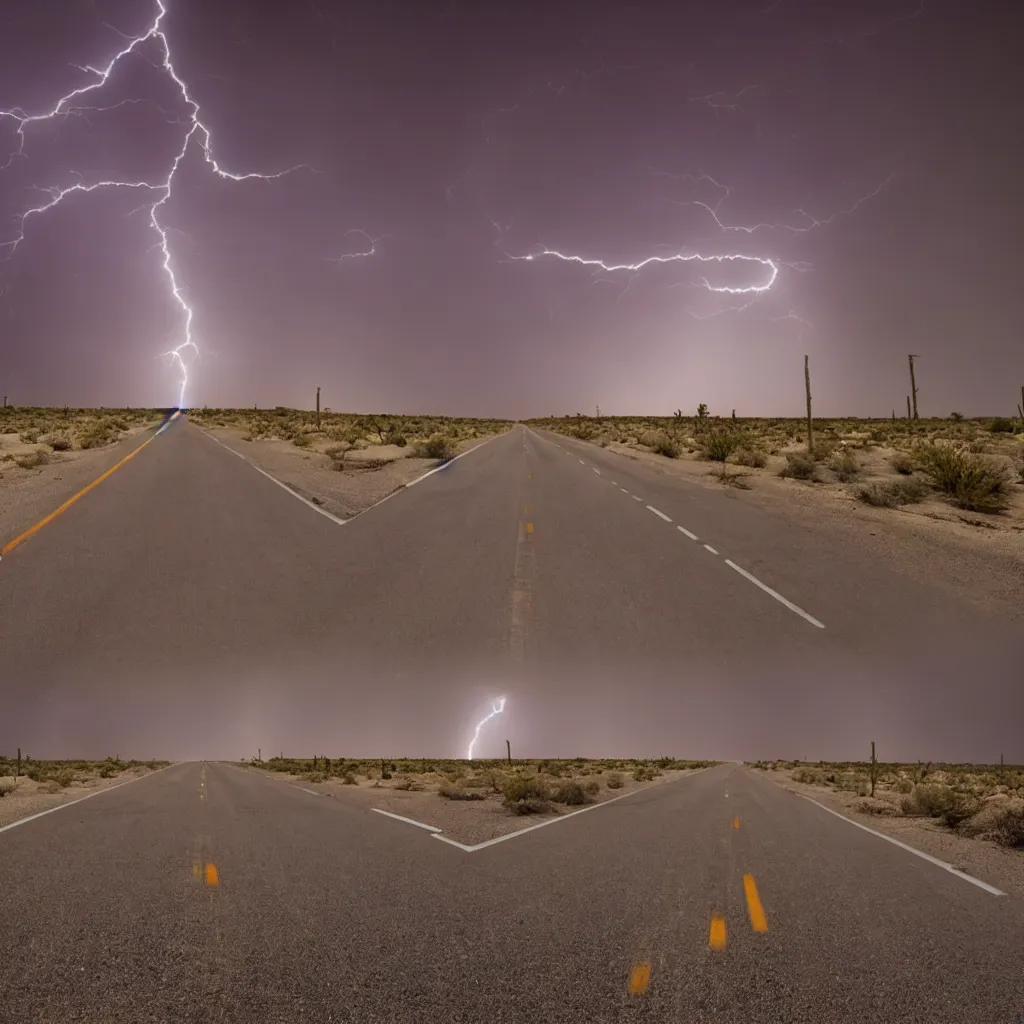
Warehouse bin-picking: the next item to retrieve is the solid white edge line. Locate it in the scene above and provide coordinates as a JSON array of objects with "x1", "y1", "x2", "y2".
[
  {"x1": 202, "y1": 431, "x2": 347, "y2": 525},
  {"x1": 724, "y1": 558, "x2": 825, "y2": 628},
  {"x1": 646, "y1": 505, "x2": 672, "y2": 522},
  {"x1": 703, "y1": 543, "x2": 719, "y2": 554},
  {"x1": 794, "y1": 792, "x2": 1006, "y2": 896},
  {"x1": 0, "y1": 763, "x2": 177, "y2": 835},
  {"x1": 404, "y1": 432, "x2": 501, "y2": 487},
  {"x1": 431, "y1": 766, "x2": 713, "y2": 853},
  {"x1": 677, "y1": 525, "x2": 699, "y2": 541},
  {"x1": 371, "y1": 808, "x2": 442, "y2": 833}
]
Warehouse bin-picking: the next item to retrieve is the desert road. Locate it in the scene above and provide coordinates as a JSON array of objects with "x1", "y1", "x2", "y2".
[
  {"x1": 1, "y1": 417, "x2": 1023, "y2": 762},
  {"x1": 1, "y1": 760, "x2": 1021, "y2": 1023}
]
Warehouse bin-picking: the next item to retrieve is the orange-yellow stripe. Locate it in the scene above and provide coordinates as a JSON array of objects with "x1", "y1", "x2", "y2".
[
  {"x1": 743, "y1": 874, "x2": 768, "y2": 932},
  {"x1": 709, "y1": 915, "x2": 726, "y2": 950},
  {"x1": 628, "y1": 963, "x2": 651, "y2": 994},
  {"x1": 1, "y1": 427, "x2": 162, "y2": 556}
]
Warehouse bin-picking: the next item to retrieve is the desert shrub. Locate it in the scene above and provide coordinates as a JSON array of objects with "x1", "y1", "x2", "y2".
[
  {"x1": 605, "y1": 772, "x2": 624, "y2": 789},
  {"x1": 894, "y1": 777, "x2": 914, "y2": 793},
  {"x1": 900, "y1": 783, "x2": 965, "y2": 819},
  {"x1": 502, "y1": 775, "x2": 551, "y2": 814},
  {"x1": 792, "y1": 767, "x2": 824, "y2": 784},
  {"x1": 303, "y1": 771, "x2": 326, "y2": 783},
  {"x1": 41, "y1": 431, "x2": 73, "y2": 451},
  {"x1": 0, "y1": 777, "x2": 15, "y2": 797},
  {"x1": 391, "y1": 433, "x2": 407, "y2": 447},
  {"x1": 292, "y1": 433, "x2": 312, "y2": 448},
  {"x1": 551, "y1": 781, "x2": 591, "y2": 805},
  {"x1": 915, "y1": 441, "x2": 1011, "y2": 512},
  {"x1": 39, "y1": 780, "x2": 63, "y2": 794},
  {"x1": 697, "y1": 429, "x2": 741, "y2": 462},
  {"x1": 779, "y1": 452, "x2": 817, "y2": 480},
  {"x1": 890, "y1": 452, "x2": 914, "y2": 475},
  {"x1": 648, "y1": 432, "x2": 679, "y2": 458},
  {"x1": 828, "y1": 449, "x2": 860, "y2": 482},
  {"x1": 632, "y1": 765, "x2": 659, "y2": 782},
  {"x1": 14, "y1": 449, "x2": 48, "y2": 469},
  {"x1": 439, "y1": 784, "x2": 485, "y2": 800},
  {"x1": 583, "y1": 779, "x2": 600, "y2": 796},
  {"x1": 812, "y1": 438, "x2": 837, "y2": 461},
  {"x1": 949, "y1": 411, "x2": 964, "y2": 421},
  {"x1": 989, "y1": 417, "x2": 1015, "y2": 433},
  {"x1": 413, "y1": 434, "x2": 455, "y2": 460},
  {"x1": 733, "y1": 447, "x2": 767, "y2": 468},
  {"x1": 342, "y1": 772, "x2": 358, "y2": 785},
  {"x1": 990, "y1": 805, "x2": 1024, "y2": 847},
  {"x1": 856, "y1": 478, "x2": 930, "y2": 507},
  {"x1": 53, "y1": 768, "x2": 74, "y2": 788}
]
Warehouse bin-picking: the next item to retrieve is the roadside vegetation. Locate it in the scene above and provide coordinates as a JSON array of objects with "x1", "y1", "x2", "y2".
[
  {"x1": 189, "y1": 407, "x2": 511, "y2": 473},
  {"x1": 0, "y1": 407, "x2": 164, "y2": 468},
  {"x1": 752, "y1": 759, "x2": 1024, "y2": 849},
  {"x1": 0, "y1": 756, "x2": 169, "y2": 796},
  {"x1": 243, "y1": 755, "x2": 716, "y2": 817},
  {"x1": 527, "y1": 411, "x2": 1024, "y2": 527}
]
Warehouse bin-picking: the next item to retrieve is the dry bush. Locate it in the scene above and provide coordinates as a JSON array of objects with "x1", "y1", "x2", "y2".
[
  {"x1": 502, "y1": 776, "x2": 550, "y2": 814},
  {"x1": 734, "y1": 447, "x2": 767, "y2": 468},
  {"x1": 828, "y1": 449, "x2": 860, "y2": 482},
  {"x1": 647, "y1": 432, "x2": 679, "y2": 458},
  {"x1": 551, "y1": 780, "x2": 592, "y2": 805},
  {"x1": 439, "y1": 784, "x2": 486, "y2": 800},
  {"x1": 857, "y1": 478, "x2": 930, "y2": 507},
  {"x1": 41, "y1": 431, "x2": 73, "y2": 451},
  {"x1": 412, "y1": 434, "x2": 455, "y2": 460},
  {"x1": 890, "y1": 452, "x2": 914, "y2": 474},
  {"x1": 696, "y1": 428, "x2": 742, "y2": 462},
  {"x1": 605, "y1": 772, "x2": 624, "y2": 789},
  {"x1": 990, "y1": 805, "x2": 1024, "y2": 847},
  {"x1": 13, "y1": 449, "x2": 48, "y2": 469},
  {"x1": 915, "y1": 441, "x2": 1012, "y2": 512},
  {"x1": 779, "y1": 452, "x2": 817, "y2": 481},
  {"x1": 0, "y1": 776, "x2": 15, "y2": 797}
]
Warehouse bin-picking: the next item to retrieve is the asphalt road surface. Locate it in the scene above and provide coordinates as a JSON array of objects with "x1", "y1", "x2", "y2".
[
  {"x1": 1, "y1": 418, "x2": 1022, "y2": 762},
  {"x1": 1, "y1": 761, "x2": 1021, "y2": 1023}
]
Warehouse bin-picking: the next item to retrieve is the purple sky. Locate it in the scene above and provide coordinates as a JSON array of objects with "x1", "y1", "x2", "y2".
[{"x1": 1, "y1": 0, "x2": 1019, "y2": 419}]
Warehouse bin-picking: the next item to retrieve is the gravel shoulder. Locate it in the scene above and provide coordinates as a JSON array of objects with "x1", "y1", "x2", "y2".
[
  {"x1": 568, "y1": 434, "x2": 1024, "y2": 621},
  {"x1": 0, "y1": 765, "x2": 169, "y2": 829},
  {"x1": 238, "y1": 763, "x2": 699, "y2": 846},
  {"x1": 752, "y1": 765, "x2": 1024, "y2": 899}
]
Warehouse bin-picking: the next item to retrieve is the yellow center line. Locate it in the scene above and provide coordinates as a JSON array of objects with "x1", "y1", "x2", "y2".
[
  {"x1": 733, "y1": 816, "x2": 740, "y2": 829},
  {"x1": 525, "y1": 522, "x2": 534, "y2": 534},
  {"x1": 1, "y1": 421, "x2": 170, "y2": 556},
  {"x1": 628, "y1": 962, "x2": 651, "y2": 995},
  {"x1": 743, "y1": 874, "x2": 768, "y2": 932},
  {"x1": 709, "y1": 915, "x2": 726, "y2": 951},
  {"x1": 205, "y1": 862, "x2": 219, "y2": 887}
]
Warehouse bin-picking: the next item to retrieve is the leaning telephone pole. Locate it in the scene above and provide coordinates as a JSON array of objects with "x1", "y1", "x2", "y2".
[
  {"x1": 804, "y1": 354, "x2": 814, "y2": 453},
  {"x1": 907, "y1": 355, "x2": 919, "y2": 420},
  {"x1": 316, "y1": 385, "x2": 321, "y2": 429}
]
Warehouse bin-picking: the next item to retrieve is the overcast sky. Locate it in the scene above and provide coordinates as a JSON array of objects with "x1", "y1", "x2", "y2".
[{"x1": 1, "y1": 0, "x2": 1019, "y2": 418}]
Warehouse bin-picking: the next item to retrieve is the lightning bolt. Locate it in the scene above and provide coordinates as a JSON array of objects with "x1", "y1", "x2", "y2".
[
  {"x1": 658, "y1": 170, "x2": 892, "y2": 236},
  {"x1": 0, "y1": 0, "x2": 312, "y2": 409},
  {"x1": 326, "y1": 229, "x2": 390, "y2": 264},
  {"x1": 467, "y1": 697, "x2": 506, "y2": 760},
  {"x1": 511, "y1": 248, "x2": 779, "y2": 297}
]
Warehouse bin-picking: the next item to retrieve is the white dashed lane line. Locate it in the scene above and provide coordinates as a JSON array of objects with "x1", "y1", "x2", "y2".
[{"x1": 565, "y1": 446, "x2": 826, "y2": 630}]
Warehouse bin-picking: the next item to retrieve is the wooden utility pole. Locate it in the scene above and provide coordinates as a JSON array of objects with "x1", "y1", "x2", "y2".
[
  {"x1": 804, "y1": 355, "x2": 814, "y2": 453},
  {"x1": 870, "y1": 741, "x2": 877, "y2": 797},
  {"x1": 908, "y1": 355, "x2": 919, "y2": 419},
  {"x1": 506, "y1": 739, "x2": 511, "y2": 764},
  {"x1": 1017, "y1": 385, "x2": 1023, "y2": 422},
  {"x1": 906, "y1": 395, "x2": 911, "y2": 420},
  {"x1": 316, "y1": 386, "x2": 321, "y2": 430}
]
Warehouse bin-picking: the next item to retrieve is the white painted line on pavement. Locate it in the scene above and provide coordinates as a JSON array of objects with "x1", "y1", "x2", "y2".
[
  {"x1": 611, "y1": 480, "x2": 617, "y2": 485},
  {"x1": 372, "y1": 808, "x2": 442, "y2": 833},
  {"x1": 795, "y1": 792, "x2": 1005, "y2": 896},
  {"x1": 703, "y1": 543, "x2": 719, "y2": 554},
  {"x1": 592, "y1": 467, "x2": 601, "y2": 475},
  {"x1": 403, "y1": 433, "x2": 501, "y2": 487},
  {"x1": 203, "y1": 431, "x2": 347, "y2": 525},
  {"x1": 579, "y1": 459, "x2": 586, "y2": 465},
  {"x1": 620, "y1": 487, "x2": 629, "y2": 493},
  {"x1": 677, "y1": 525, "x2": 699, "y2": 541},
  {"x1": 725, "y1": 559, "x2": 825, "y2": 629},
  {"x1": 0, "y1": 763, "x2": 176, "y2": 836},
  {"x1": 431, "y1": 767, "x2": 713, "y2": 853},
  {"x1": 646, "y1": 505, "x2": 672, "y2": 523},
  {"x1": 632, "y1": 494, "x2": 643, "y2": 502}
]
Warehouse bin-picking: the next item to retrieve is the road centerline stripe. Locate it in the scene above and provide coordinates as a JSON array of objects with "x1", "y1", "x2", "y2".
[
  {"x1": 646, "y1": 505, "x2": 672, "y2": 522},
  {"x1": 743, "y1": 874, "x2": 768, "y2": 931}
]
